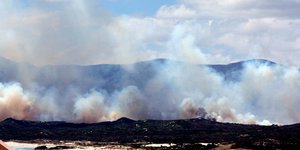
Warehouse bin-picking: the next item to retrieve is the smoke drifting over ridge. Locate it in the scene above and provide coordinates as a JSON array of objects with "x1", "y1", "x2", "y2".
[{"x1": 0, "y1": 59, "x2": 299, "y2": 125}]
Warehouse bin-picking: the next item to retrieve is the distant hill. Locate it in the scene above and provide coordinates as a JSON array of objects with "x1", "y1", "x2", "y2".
[{"x1": 0, "y1": 57, "x2": 280, "y2": 93}]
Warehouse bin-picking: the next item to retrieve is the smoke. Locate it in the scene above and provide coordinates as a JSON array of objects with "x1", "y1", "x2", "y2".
[
  {"x1": 115, "y1": 86, "x2": 148, "y2": 120},
  {"x1": 0, "y1": 1, "x2": 300, "y2": 126},
  {"x1": 73, "y1": 90, "x2": 108, "y2": 123},
  {"x1": 180, "y1": 98, "x2": 212, "y2": 120},
  {"x1": 0, "y1": 60, "x2": 299, "y2": 125},
  {"x1": 0, "y1": 83, "x2": 37, "y2": 121}
]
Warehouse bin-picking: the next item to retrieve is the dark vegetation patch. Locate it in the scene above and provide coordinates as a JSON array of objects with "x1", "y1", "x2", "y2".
[{"x1": 1, "y1": 118, "x2": 300, "y2": 149}]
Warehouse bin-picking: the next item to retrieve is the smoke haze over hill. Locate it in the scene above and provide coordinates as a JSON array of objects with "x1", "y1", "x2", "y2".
[{"x1": 0, "y1": 58, "x2": 299, "y2": 125}]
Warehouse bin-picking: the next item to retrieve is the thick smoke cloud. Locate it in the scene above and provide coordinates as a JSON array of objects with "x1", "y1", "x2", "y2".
[
  {"x1": 0, "y1": 1, "x2": 299, "y2": 126},
  {"x1": 0, "y1": 61, "x2": 299, "y2": 125},
  {"x1": 0, "y1": 83, "x2": 37, "y2": 121},
  {"x1": 1, "y1": 1, "x2": 300, "y2": 66}
]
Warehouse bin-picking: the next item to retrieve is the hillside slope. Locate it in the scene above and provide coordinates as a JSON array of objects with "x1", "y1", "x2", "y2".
[{"x1": 1, "y1": 118, "x2": 300, "y2": 149}]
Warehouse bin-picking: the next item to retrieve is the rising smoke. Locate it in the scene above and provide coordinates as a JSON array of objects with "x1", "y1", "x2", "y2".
[{"x1": 0, "y1": 60, "x2": 299, "y2": 125}]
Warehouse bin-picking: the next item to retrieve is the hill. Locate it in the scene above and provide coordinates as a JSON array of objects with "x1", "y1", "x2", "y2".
[
  {"x1": 1, "y1": 118, "x2": 300, "y2": 149},
  {"x1": 0, "y1": 57, "x2": 278, "y2": 93}
]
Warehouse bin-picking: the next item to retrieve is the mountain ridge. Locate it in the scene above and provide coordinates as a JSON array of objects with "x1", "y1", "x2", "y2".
[
  {"x1": 0, "y1": 56, "x2": 279, "y2": 67},
  {"x1": 0, "y1": 57, "x2": 282, "y2": 87}
]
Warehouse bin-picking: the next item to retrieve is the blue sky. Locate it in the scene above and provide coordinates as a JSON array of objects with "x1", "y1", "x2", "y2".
[
  {"x1": 100, "y1": 0, "x2": 176, "y2": 16},
  {"x1": 15, "y1": 0, "x2": 177, "y2": 16}
]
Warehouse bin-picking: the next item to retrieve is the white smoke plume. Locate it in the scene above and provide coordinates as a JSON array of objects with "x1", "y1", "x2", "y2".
[
  {"x1": 73, "y1": 90, "x2": 109, "y2": 123},
  {"x1": 0, "y1": 83, "x2": 37, "y2": 121},
  {"x1": 0, "y1": 60, "x2": 299, "y2": 125}
]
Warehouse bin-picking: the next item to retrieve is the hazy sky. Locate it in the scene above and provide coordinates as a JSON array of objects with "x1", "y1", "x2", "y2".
[{"x1": 0, "y1": 0, "x2": 300, "y2": 66}]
